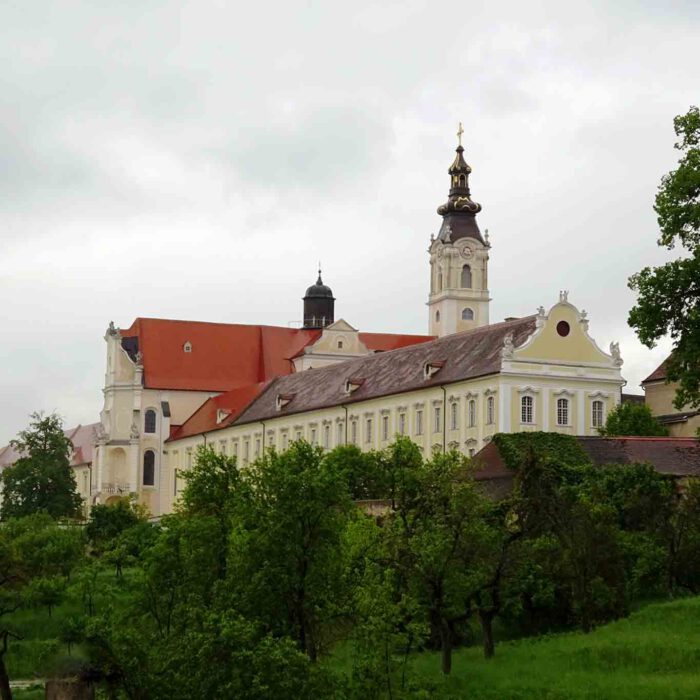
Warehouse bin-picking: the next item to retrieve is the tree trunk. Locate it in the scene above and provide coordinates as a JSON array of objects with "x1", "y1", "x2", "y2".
[
  {"x1": 479, "y1": 610, "x2": 495, "y2": 659},
  {"x1": 439, "y1": 620, "x2": 452, "y2": 675},
  {"x1": 0, "y1": 653, "x2": 12, "y2": 700}
]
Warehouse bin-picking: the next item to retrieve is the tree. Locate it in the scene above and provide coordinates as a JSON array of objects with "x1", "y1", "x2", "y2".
[
  {"x1": 598, "y1": 402, "x2": 668, "y2": 437},
  {"x1": 86, "y1": 498, "x2": 143, "y2": 552},
  {"x1": 629, "y1": 106, "x2": 700, "y2": 411},
  {"x1": 229, "y1": 441, "x2": 354, "y2": 661},
  {"x1": 0, "y1": 514, "x2": 84, "y2": 700},
  {"x1": 0, "y1": 413, "x2": 82, "y2": 520}
]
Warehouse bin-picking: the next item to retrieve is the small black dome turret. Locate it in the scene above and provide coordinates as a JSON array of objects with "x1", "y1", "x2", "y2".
[{"x1": 303, "y1": 267, "x2": 335, "y2": 328}]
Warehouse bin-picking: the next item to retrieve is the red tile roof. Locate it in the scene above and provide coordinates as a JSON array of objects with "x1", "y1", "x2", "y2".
[
  {"x1": 169, "y1": 383, "x2": 267, "y2": 441},
  {"x1": 642, "y1": 358, "x2": 669, "y2": 384},
  {"x1": 120, "y1": 318, "x2": 433, "y2": 392}
]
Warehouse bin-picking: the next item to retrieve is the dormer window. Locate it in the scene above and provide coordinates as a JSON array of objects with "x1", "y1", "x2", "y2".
[
  {"x1": 424, "y1": 361, "x2": 445, "y2": 380},
  {"x1": 216, "y1": 409, "x2": 230, "y2": 424},
  {"x1": 183, "y1": 341, "x2": 192, "y2": 353},
  {"x1": 344, "y1": 378, "x2": 365, "y2": 395},
  {"x1": 276, "y1": 394, "x2": 295, "y2": 411}
]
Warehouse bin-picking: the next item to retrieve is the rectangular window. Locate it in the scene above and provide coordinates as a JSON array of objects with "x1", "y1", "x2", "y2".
[
  {"x1": 557, "y1": 398, "x2": 569, "y2": 426},
  {"x1": 337, "y1": 422, "x2": 344, "y2": 445},
  {"x1": 592, "y1": 400, "x2": 604, "y2": 428},
  {"x1": 186, "y1": 450, "x2": 193, "y2": 468},
  {"x1": 296, "y1": 431, "x2": 302, "y2": 441},
  {"x1": 244, "y1": 441, "x2": 250, "y2": 462},
  {"x1": 521, "y1": 396, "x2": 534, "y2": 424},
  {"x1": 351, "y1": 421, "x2": 358, "y2": 444},
  {"x1": 398, "y1": 413, "x2": 406, "y2": 435},
  {"x1": 365, "y1": 418, "x2": 373, "y2": 443},
  {"x1": 233, "y1": 442, "x2": 239, "y2": 458},
  {"x1": 255, "y1": 438, "x2": 261, "y2": 456},
  {"x1": 468, "y1": 400, "x2": 476, "y2": 428},
  {"x1": 268, "y1": 432, "x2": 275, "y2": 446},
  {"x1": 434, "y1": 406, "x2": 442, "y2": 433},
  {"x1": 415, "y1": 409, "x2": 423, "y2": 435},
  {"x1": 486, "y1": 396, "x2": 495, "y2": 425},
  {"x1": 450, "y1": 403, "x2": 458, "y2": 430},
  {"x1": 220, "y1": 441, "x2": 227, "y2": 455},
  {"x1": 382, "y1": 415, "x2": 389, "y2": 441},
  {"x1": 324, "y1": 425, "x2": 330, "y2": 449},
  {"x1": 283, "y1": 433, "x2": 289, "y2": 449},
  {"x1": 173, "y1": 468, "x2": 178, "y2": 496},
  {"x1": 310, "y1": 428, "x2": 317, "y2": 445}
]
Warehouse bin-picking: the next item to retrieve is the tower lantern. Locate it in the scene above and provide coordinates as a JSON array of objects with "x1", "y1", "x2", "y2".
[{"x1": 303, "y1": 267, "x2": 335, "y2": 329}]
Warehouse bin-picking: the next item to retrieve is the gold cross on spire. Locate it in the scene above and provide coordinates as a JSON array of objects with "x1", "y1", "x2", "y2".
[{"x1": 457, "y1": 121, "x2": 464, "y2": 147}]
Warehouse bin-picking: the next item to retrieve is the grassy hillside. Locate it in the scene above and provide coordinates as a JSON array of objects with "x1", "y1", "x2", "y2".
[{"x1": 407, "y1": 597, "x2": 700, "y2": 699}]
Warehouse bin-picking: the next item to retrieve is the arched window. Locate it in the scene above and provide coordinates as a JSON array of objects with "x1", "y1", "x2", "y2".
[
  {"x1": 486, "y1": 396, "x2": 495, "y2": 425},
  {"x1": 592, "y1": 400, "x2": 604, "y2": 428},
  {"x1": 557, "y1": 398, "x2": 569, "y2": 426},
  {"x1": 521, "y1": 396, "x2": 534, "y2": 424},
  {"x1": 435, "y1": 310, "x2": 440, "y2": 323},
  {"x1": 143, "y1": 450, "x2": 155, "y2": 486},
  {"x1": 468, "y1": 399, "x2": 476, "y2": 427},
  {"x1": 458, "y1": 174, "x2": 467, "y2": 187},
  {"x1": 144, "y1": 409, "x2": 156, "y2": 434},
  {"x1": 462, "y1": 307, "x2": 474, "y2": 321},
  {"x1": 461, "y1": 265, "x2": 472, "y2": 288}
]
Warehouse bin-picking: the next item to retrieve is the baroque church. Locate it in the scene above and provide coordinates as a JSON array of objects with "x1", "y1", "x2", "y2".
[{"x1": 1, "y1": 134, "x2": 628, "y2": 517}]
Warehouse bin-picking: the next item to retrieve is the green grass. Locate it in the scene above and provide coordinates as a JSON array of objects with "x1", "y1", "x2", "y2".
[{"x1": 399, "y1": 597, "x2": 700, "y2": 699}]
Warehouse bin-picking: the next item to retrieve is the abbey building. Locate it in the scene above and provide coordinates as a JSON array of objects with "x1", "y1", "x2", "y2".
[{"x1": 0, "y1": 135, "x2": 627, "y2": 517}]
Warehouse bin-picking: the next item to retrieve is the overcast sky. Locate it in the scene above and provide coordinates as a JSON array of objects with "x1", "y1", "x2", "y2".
[{"x1": 1, "y1": 0, "x2": 698, "y2": 444}]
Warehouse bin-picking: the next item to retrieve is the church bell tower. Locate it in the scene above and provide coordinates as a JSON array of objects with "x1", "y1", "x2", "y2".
[{"x1": 428, "y1": 125, "x2": 491, "y2": 337}]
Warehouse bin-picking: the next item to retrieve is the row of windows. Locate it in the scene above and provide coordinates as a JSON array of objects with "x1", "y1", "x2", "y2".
[{"x1": 519, "y1": 396, "x2": 605, "y2": 427}]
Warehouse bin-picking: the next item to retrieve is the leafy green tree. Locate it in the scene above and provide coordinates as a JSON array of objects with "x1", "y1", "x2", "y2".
[
  {"x1": 598, "y1": 402, "x2": 668, "y2": 436},
  {"x1": 0, "y1": 514, "x2": 84, "y2": 700},
  {"x1": 629, "y1": 106, "x2": 700, "y2": 411},
  {"x1": 669, "y1": 479, "x2": 700, "y2": 593},
  {"x1": 0, "y1": 413, "x2": 82, "y2": 520},
  {"x1": 229, "y1": 441, "x2": 354, "y2": 661},
  {"x1": 85, "y1": 497, "x2": 144, "y2": 552}
]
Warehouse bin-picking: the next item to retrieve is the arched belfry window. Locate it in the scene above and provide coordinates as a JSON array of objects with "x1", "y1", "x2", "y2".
[
  {"x1": 461, "y1": 265, "x2": 472, "y2": 288},
  {"x1": 462, "y1": 308, "x2": 474, "y2": 321},
  {"x1": 143, "y1": 450, "x2": 155, "y2": 486},
  {"x1": 144, "y1": 409, "x2": 156, "y2": 434},
  {"x1": 458, "y1": 174, "x2": 467, "y2": 187}
]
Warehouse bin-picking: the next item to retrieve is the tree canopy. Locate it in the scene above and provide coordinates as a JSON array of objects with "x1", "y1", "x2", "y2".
[
  {"x1": 629, "y1": 106, "x2": 700, "y2": 411},
  {"x1": 598, "y1": 402, "x2": 668, "y2": 437},
  {"x1": 0, "y1": 413, "x2": 82, "y2": 521}
]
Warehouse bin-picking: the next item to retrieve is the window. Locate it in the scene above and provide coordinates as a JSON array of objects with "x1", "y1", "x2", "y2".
[
  {"x1": 435, "y1": 310, "x2": 440, "y2": 323},
  {"x1": 468, "y1": 448, "x2": 476, "y2": 457},
  {"x1": 521, "y1": 396, "x2": 534, "y2": 424},
  {"x1": 450, "y1": 403, "x2": 458, "y2": 430},
  {"x1": 183, "y1": 341, "x2": 192, "y2": 353},
  {"x1": 351, "y1": 421, "x2": 358, "y2": 444},
  {"x1": 310, "y1": 428, "x2": 317, "y2": 445},
  {"x1": 556, "y1": 321, "x2": 570, "y2": 337},
  {"x1": 415, "y1": 410, "x2": 424, "y2": 435},
  {"x1": 461, "y1": 264, "x2": 472, "y2": 288},
  {"x1": 220, "y1": 441, "x2": 227, "y2": 455},
  {"x1": 337, "y1": 341, "x2": 343, "y2": 349},
  {"x1": 337, "y1": 423, "x2": 344, "y2": 445},
  {"x1": 324, "y1": 425, "x2": 330, "y2": 449},
  {"x1": 438, "y1": 272, "x2": 443, "y2": 291},
  {"x1": 144, "y1": 409, "x2": 156, "y2": 434},
  {"x1": 382, "y1": 415, "x2": 389, "y2": 441},
  {"x1": 186, "y1": 450, "x2": 193, "y2": 469},
  {"x1": 255, "y1": 438, "x2": 261, "y2": 456},
  {"x1": 434, "y1": 406, "x2": 442, "y2": 433},
  {"x1": 295, "y1": 431, "x2": 302, "y2": 441},
  {"x1": 365, "y1": 418, "x2": 373, "y2": 443},
  {"x1": 143, "y1": 450, "x2": 155, "y2": 486},
  {"x1": 486, "y1": 396, "x2": 495, "y2": 425},
  {"x1": 268, "y1": 432, "x2": 274, "y2": 447},
  {"x1": 398, "y1": 413, "x2": 406, "y2": 436},
  {"x1": 244, "y1": 441, "x2": 250, "y2": 462},
  {"x1": 468, "y1": 399, "x2": 476, "y2": 427},
  {"x1": 282, "y1": 433, "x2": 289, "y2": 450},
  {"x1": 592, "y1": 400, "x2": 604, "y2": 428},
  {"x1": 462, "y1": 307, "x2": 474, "y2": 321},
  {"x1": 557, "y1": 398, "x2": 569, "y2": 426},
  {"x1": 233, "y1": 442, "x2": 239, "y2": 458},
  {"x1": 173, "y1": 468, "x2": 178, "y2": 496}
]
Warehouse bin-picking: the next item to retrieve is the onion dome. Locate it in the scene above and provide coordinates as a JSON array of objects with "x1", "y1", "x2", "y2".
[
  {"x1": 303, "y1": 267, "x2": 335, "y2": 329},
  {"x1": 436, "y1": 124, "x2": 484, "y2": 244}
]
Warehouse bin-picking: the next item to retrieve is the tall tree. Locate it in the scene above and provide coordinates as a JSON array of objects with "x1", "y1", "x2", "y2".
[
  {"x1": 629, "y1": 106, "x2": 700, "y2": 411},
  {"x1": 0, "y1": 413, "x2": 82, "y2": 520}
]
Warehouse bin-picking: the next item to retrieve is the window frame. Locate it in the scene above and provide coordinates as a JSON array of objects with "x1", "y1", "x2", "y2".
[
  {"x1": 592, "y1": 399, "x2": 604, "y2": 428},
  {"x1": 144, "y1": 409, "x2": 157, "y2": 434},
  {"x1": 556, "y1": 397, "x2": 570, "y2": 426},
  {"x1": 142, "y1": 449, "x2": 156, "y2": 487},
  {"x1": 520, "y1": 395, "x2": 534, "y2": 424}
]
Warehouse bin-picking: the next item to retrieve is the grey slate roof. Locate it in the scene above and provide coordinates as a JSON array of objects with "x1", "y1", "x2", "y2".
[{"x1": 233, "y1": 316, "x2": 537, "y2": 427}]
